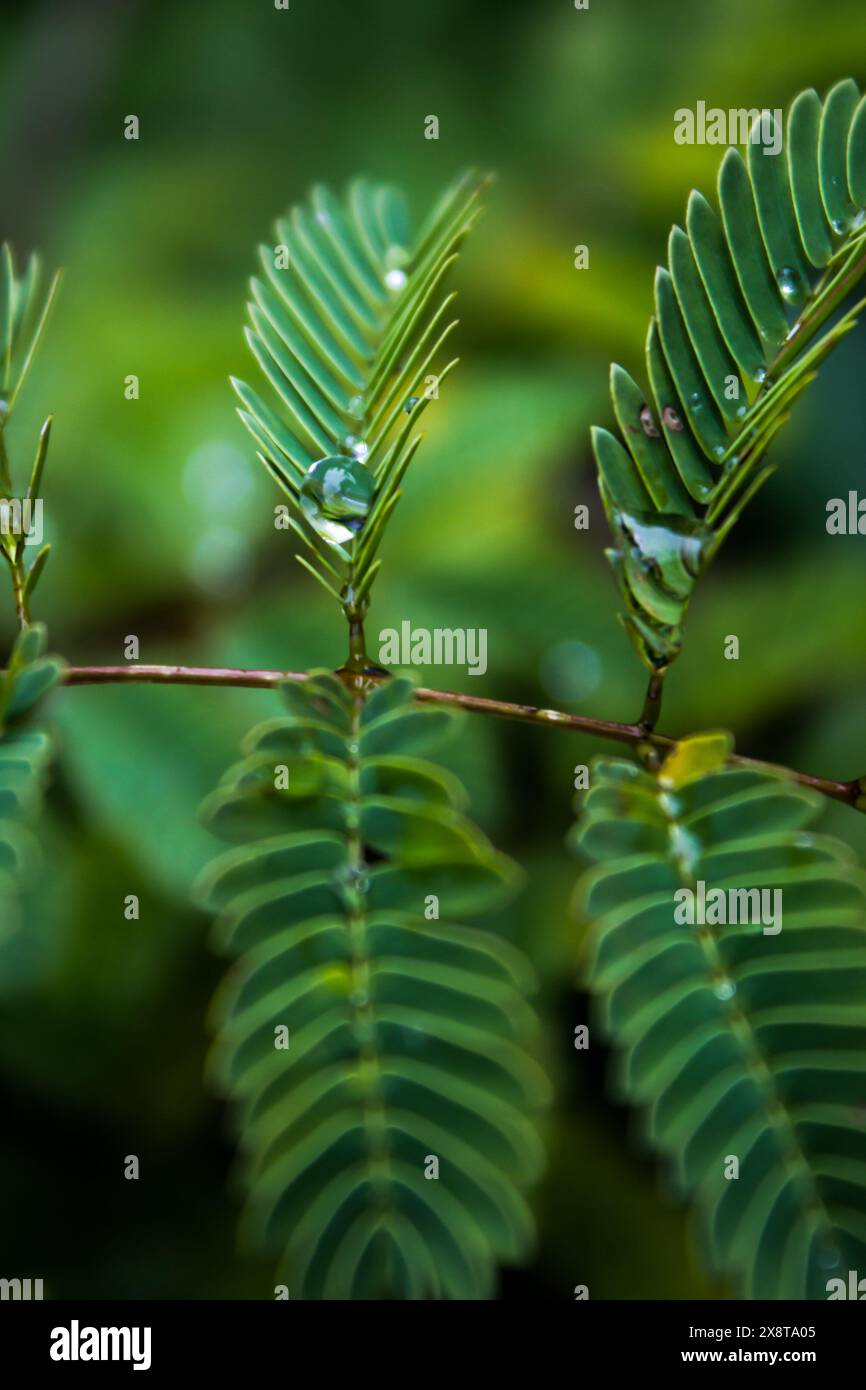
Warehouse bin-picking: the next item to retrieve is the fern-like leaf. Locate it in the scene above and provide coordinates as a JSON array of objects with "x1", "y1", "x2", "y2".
[
  {"x1": 0, "y1": 624, "x2": 63, "y2": 932},
  {"x1": 198, "y1": 672, "x2": 548, "y2": 1299},
  {"x1": 593, "y1": 80, "x2": 866, "y2": 671},
  {"x1": 572, "y1": 750, "x2": 866, "y2": 1298},
  {"x1": 233, "y1": 174, "x2": 486, "y2": 612}
]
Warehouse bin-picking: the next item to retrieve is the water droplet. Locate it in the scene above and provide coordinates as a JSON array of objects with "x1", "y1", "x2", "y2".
[
  {"x1": 661, "y1": 405, "x2": 684, "y2": 432},
  {"x1": 347, "y1": 395, "x2": 365, "y2": 420},
  {"x1": 775, "y1": 265, "x2": 806, "y2": 304},
  {"x1": 403, "y1": 395, "x2": 420, "y2": 414},
  {"x1": 342, "y1": 434, "x2": 369, "y2": 463},
  {"x1": 753, "y1": 365, "x2": 768, "y2": 384},
  {"x1": 714, "y1": 979, "x2": 736, "y2": 1001},
  {"x1": 639, "y1": 404, "x2": 660, "y2": 437},
  {"x1": 830, "y1": 216, "x2": 846, "y2": 235},
  {"x1": 299, "y1": 456, "x2": 374, "y2": 544},
  {"x1": 384, "y1": 268, "x2": 408, "y2": 292},
  {"x1": 385, "y1": 244, "x2": 410, "y2": 271}
]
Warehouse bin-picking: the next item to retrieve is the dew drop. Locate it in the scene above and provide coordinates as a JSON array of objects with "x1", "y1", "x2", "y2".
[
  {"x1": 714, "y1": 979, "x2": 736, "y2": 1001},
  {"x1": 342, "y1": 434, "x2": 369, "y2": 463},
  {"x1": 347, "y1": 395, "x2": 365, "y2": 420},
  {"x1": 385, "y1": 268, "x2": 408, "y2": 292},
  {"x1": 775, "y1": 265, "x2": 806, "y2": 304},
  {"x1": 299, "y1": 455, "x2": 374, "y2": 544},
  {"x1": 639, "y1": 403, "x2": 660, "y2": 437},
  {"x1": 403, "y1": 395, "x2": 420, "y2": 414},
  {"x1": 385, "y1": 244, "x2": 410, "y2": 271},
  {"x1": 661, "y1": 405, "x2": 684, "y2": 432}
]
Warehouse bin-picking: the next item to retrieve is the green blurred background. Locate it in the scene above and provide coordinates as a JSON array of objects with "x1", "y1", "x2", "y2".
[{"x1": 1, "y1": 0, "x2": 865, "y2": 1299}]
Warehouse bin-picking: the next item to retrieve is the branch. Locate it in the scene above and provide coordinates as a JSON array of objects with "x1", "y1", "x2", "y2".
[{"x1": 53, "y1": 663, "x2": 863, "y2": 811}]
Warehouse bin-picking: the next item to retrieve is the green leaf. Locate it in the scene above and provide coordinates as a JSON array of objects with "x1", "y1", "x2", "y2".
[
  {"x1": 573, "y1": 755, "x2": 866, "y2": 1298},
  {"x1": 198, "y1": 671, "x2": 548, "y2": 1299},
  {"x1": 0, "y1": 626, "x2": 61, "y2": 937},
  {"x1": 593, "y1": 81, "x2": 866, "y2": 671},
  {"x1": 0, "y1": 245, "x2": 61, "y2": 421},
  {"x1": 234, "y1": 174, "x2": 487, "y2": 612}
]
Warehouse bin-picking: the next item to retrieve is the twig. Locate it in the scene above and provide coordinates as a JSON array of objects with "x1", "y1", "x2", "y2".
[{"x1": 51, "y1": 663, "x2": 862, "y2": 811}]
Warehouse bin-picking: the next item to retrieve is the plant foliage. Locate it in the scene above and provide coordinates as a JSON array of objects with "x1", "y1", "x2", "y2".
[
  {"x1": 573, "y1": 748, "x2": 866, "y2": 1297},
  {"x1": 198, "y1": 672, "x2": 548, "y2": 1298},
  {"x1": 592, "y1": 80, "x2": 866, "y2": 671},
  {"x1": 0, "y1": 624, "x2": 62, "y2": 930},
  {"x1": 0, "y1": 244, "x2": 59, "y2": 615},
  {"x1": 233, "y1": 174, "x2": 486, "y2": 618}
]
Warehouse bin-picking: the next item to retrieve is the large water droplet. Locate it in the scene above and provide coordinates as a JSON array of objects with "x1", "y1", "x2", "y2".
[
  {"x1": 714, "y1": 979, "x2": 736, "y2": 1001},
  {"x1": 347, "y1": 395, "x2": 365, "y2": 420},
  {"x1": 299, "y1": 456, "x2": 374, "y2": 544}
]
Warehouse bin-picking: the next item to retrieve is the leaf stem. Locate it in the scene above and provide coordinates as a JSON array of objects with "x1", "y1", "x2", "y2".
[{"x1": 45, "y1": 662, "x2": 863, "y2": 811}]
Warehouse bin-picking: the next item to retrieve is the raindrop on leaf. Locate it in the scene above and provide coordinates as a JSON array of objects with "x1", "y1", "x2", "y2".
[
  {"x1": 639, "y1": 404, "x2": 660, "y2": 437},
  {"x1": 299, "y1": 456, "x2": 374, "y2": 545}
]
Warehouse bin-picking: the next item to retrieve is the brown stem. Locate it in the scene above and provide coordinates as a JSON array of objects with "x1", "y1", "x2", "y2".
[
  {"x1": 639, "y1": 670, "x2": 665, "y2": 732},
  {"x1": 50, "y1": 663, "x2": 862, "y2": 811}
]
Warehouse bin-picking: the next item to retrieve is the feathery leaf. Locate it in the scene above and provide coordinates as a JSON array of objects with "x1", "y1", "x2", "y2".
[
  {"x1": 234, "y1": 174, "x2": 487, "y2": 613},
  {"x1": 198, "y1": 672, "x2": 548, "y2": 1299},
  {"x1": 594, "y1": 80, "x2": 866, "y2": 671},
  {"x1": 573, "y1": 753, "x2": 866, "y2": 1298},
  {"x1": 0, "y1": 624, "x2": 62, "y2": 937}
]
